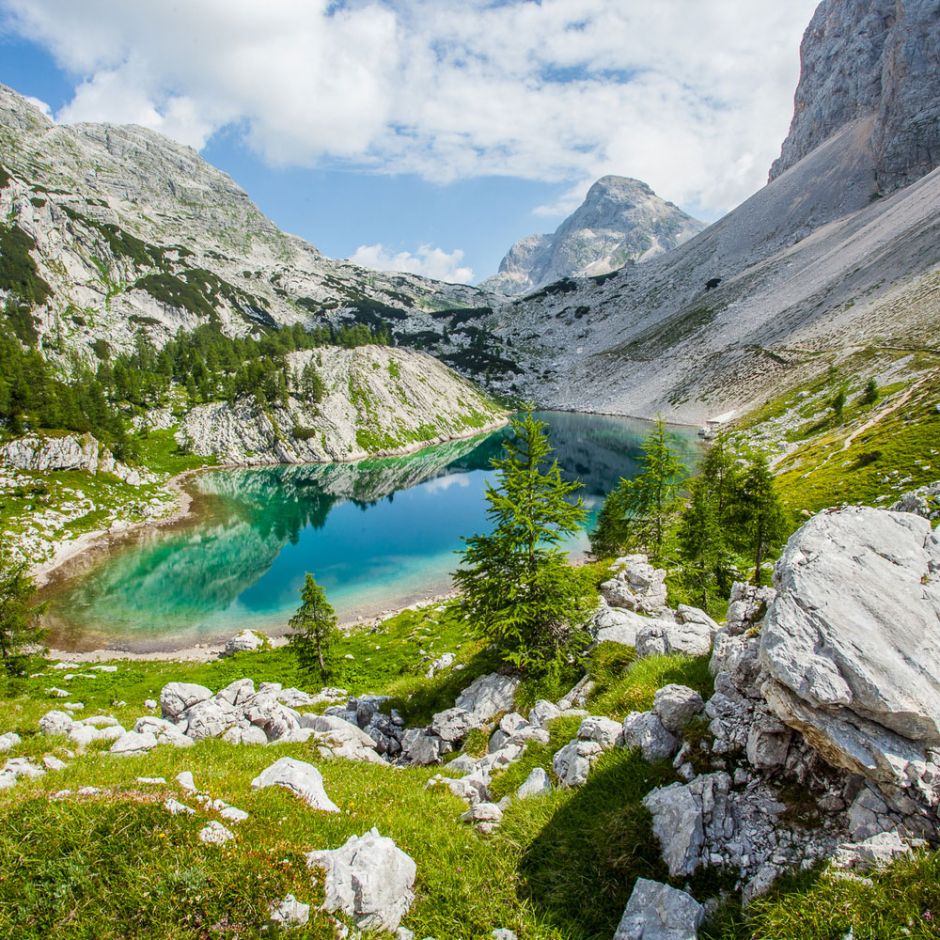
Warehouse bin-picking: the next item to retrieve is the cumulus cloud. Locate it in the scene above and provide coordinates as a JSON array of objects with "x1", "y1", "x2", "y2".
[
  {"x1": 0, "y1": 0, "x2": 819, "y2": 217},
  {"x1": 348, "y1": 243, "x2": 474, "y2": 284}
]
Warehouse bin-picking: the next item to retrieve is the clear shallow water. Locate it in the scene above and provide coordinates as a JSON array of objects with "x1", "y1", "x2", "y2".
[{"x1": 42, "y1": 412, "x2": 700, "y2": 650}]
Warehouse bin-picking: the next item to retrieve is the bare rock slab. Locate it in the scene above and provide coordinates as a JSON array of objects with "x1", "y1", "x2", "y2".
[{"x1": 759, "y1": 507, "x2": 940, "y2": 805}]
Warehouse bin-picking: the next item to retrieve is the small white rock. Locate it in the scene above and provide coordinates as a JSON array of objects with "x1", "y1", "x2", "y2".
[{"x1": 199, "y1": 821, "x2": 235, "y2": 845}]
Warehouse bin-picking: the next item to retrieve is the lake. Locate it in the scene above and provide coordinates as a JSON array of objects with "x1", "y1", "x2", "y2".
[{"x1": 41, "y1": 412, "x2": 700, "y2": 651}]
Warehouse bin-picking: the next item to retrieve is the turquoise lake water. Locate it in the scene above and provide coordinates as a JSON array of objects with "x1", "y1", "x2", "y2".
[{"x1": 43, "y1": 412, "x2": 699, "y2": 650}]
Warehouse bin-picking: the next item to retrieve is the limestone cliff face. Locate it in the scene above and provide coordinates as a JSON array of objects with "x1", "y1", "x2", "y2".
[
  {"x1": 482, "y1": 176, "x2": 704, "y2": 296},
  {"x1": 177, "y1": 345, "x2": 506, "y2": 465},
  {"x1": 770, "y1": 0, "x2": 940, "y2": 193}
]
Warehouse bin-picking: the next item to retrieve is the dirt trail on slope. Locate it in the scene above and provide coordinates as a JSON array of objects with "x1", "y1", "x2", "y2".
[{"x1": 839, "y1": 375, "x2": 929, "y2": 452}]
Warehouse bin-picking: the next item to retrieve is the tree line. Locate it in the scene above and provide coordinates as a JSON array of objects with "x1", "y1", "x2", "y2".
[{"x1": 0, "y1": 316, "x2": 389, "y2": 462}]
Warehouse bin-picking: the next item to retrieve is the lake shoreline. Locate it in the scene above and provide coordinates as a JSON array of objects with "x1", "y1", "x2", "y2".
[
  {"x1": 28, "y1": 418, "x2": 511, "y2": 590},
  {"x1": 45, "y1": 588, "x2": 462, "y2": 663}
]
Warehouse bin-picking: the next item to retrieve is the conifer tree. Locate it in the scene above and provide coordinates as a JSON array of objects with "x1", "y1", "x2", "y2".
[
  {"x1": 676, "y1": 431, "x2": 741, "y2": 604},
  {"x1": 862, "y1": 377, "x2": 879, "y2": 405},
  {"x1": 454, "y1": 411, "x2": 591, "y2": 672},
  {"x1": 0, "y1": 551, "x2": 46, "y2": 676},
  {"x1": 287, "y1": 573, "x2": 339, "y2": 681},
  {"x1": 734, "y1": 451, "x2": 788, "y2": 584},
  {"x1": 591, "y1": 418, "x2": 686, "y2": 562}
]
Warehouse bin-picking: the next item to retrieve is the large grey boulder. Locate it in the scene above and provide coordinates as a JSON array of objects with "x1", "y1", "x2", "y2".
[
  {"x1": 614, "y1": 878, "x2": 704, "y2": 940},
  {"x1": 251, "y1": 757, "x2": 339, "y2": 812},
  {"x1": 307, "y1": 828, "x2": 416, "y2": 932},
  {"x1": 160, "y1": 683, "x2": 213, "y2": 720},
  {"x1": 759, "y1": 507, "x2": 940, "y2": 807},
  {"x1": 183, "y1": 699, "x2": 238, "y2": 740},
  {"x1": 455, "y1": 673, "x2": 520, "y2": 721},
  {"x1": 622, "y1": 712, "x2": 678, "y2": 762},
  {"x1": 594, "y1": 601, "x2": 647, "y2": 647},
  {"x1": 400, "y1": 729, "x2": 446, "y2": 766},
  {"x1": 430, "y1": 707, "x2": 477, "y2": 743},
  {"x1": 0, "y1": 732, "x2": 21, "y2": 752},
  {"x1": 653, "y1": 685, "x2": 704, "y2": 733}
]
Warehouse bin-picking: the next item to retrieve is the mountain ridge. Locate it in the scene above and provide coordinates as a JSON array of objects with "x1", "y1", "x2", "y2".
[{"x1": 481, "y1": 175, "x2": 704, "y2": 296}]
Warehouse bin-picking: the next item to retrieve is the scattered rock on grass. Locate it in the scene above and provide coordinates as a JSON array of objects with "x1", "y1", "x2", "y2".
[
  {"x1": 517, "y1": 767, "x2": 553, "y2": 799},
  {"x1": 307, "y1": 828, "x2": 416, "y2": 932},
  {"x1": 251, "y1": 757, "x2": 340, "y2": 812},
  {"x1": 199, "y1": 820, "x2": 235, "y2": 845},
  {"x1": 613, "y1": 877, "x2": 704, "y2": 940},
  {"x1": 269, "y1": 894, "x2": 310, "y2": 928}
]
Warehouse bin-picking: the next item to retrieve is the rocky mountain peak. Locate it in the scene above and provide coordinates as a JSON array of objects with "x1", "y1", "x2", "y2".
[
  {"x1": 769, "y1": 0, "x2": 940, "y2": 192},
  {"x1": 481, "y1": 174, "x2": 704, "y2": 296}
]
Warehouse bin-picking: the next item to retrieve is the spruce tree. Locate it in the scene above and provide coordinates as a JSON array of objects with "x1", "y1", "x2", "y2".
[
  {"x1": 0, "y1": 552, "x2": 47, "y2": 676},
  {"x1": 590, "y1": 418, "x2": 686, "y2": 563},
  {"x1": 734, "y1": 451, "x2": 788, "y2": 584},
  {"x1": 453, "y1": 412, "x2": 591, "y2": 672},
  {"x1": 676, "y1": 431, "x2": 741, "y2": 604},
  {"x1": 862, "y1": 378, "x2": 879, "y2": 405},
  {"x1": 287, "y1": 573, "x2": 339, "y2": 681}
]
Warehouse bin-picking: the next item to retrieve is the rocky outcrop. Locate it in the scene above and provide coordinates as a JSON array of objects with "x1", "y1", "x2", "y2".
[
  {"x1": 759, "y1": 506, "x2": 940, "y2": 818},
  {"x1": 0, "y1": 433, "x2": 155, "y2": 485},
  {"x1": 891, "y1": 479, "x2": 940, "y2": 520},
  {"x1": 177, "y1": 346, "x2": 505, "y2": 465},
  {"x1": 482, "y1": 176, "x2": 703, "y2": 296},
  {"x1": 0, "y1": 82, "x2": 493, "y2": 374},
  {"x1": 770, "y1": 0, "x2": 940, "y2": 193}
]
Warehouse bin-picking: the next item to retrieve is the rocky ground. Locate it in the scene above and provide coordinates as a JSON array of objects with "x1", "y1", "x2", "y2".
[{"x1": 2, "y1": 489, "x2": 937, "y2": 938}]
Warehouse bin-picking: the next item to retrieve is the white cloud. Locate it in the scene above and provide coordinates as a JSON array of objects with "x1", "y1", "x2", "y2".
[
  {"x1": 348, "y1": 243, "x2": 474, "y2": 284},
  {"x1": 1, "y1": 0, "x2": 819, "y2": 217},
  {"x1": 23, "y1": 94, "x2": 52, "y2": 119}
]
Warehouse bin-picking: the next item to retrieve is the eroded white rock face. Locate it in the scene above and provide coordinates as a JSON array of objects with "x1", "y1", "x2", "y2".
[
  {"x1": 251, "y1": 757, "x2": 339, "y2": 812},
  {"x1": 0, "y1": 433, "x2": 154, "y2": 486},
  {"x1": 307, "y1": 828, "x2": 416, "y2": 932},
  {"x1": 614, "y1": 878, "x2": 704, "y2": 940},
  {"x1": 759, "y1": 507, "x2": 940, "y2": 806}
]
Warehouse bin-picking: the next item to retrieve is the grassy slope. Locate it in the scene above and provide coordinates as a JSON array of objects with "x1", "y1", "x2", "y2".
[
  {"x1": 0, "y1": 595, "x2": 717, "y2": 940},
  {"x1": 738, "y1": 349, "x2": 940, "y2": 513}
]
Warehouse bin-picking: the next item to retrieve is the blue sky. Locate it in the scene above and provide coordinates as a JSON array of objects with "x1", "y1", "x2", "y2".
[{"x1": 0, "y1": 1, "x2": 818, "y2": 284}]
